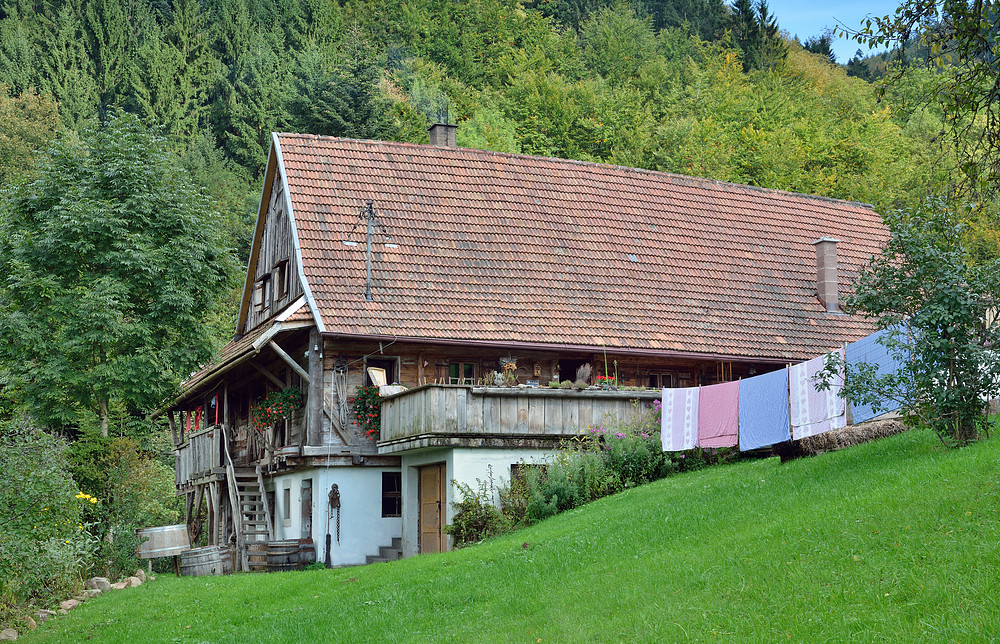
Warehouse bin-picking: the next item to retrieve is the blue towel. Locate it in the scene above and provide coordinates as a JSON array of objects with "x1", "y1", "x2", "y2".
[
  {"x1": 738, "y1": 368, "x2": 790, "y2": 450},
  {"x1": 845, "y1": 328, "x2": 905, "y2": 423}
]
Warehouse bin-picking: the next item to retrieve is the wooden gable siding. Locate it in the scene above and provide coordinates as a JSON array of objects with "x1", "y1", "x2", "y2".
[{"x1": 245, "y1": 179, "x2": 304, "y2": 331}]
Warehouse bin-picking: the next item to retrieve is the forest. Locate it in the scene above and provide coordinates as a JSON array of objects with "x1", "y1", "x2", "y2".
[{"x1": 1, "y1": 0, "x2": 998, "y2": 629}]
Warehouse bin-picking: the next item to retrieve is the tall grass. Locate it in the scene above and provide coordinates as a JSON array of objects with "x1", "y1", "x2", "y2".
[{"x1": 23, "y1": 428, "x2": 1000, "y2": 642}]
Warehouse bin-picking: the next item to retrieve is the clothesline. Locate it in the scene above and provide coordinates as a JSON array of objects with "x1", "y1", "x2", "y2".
[{"x1": 661, "y1": 328, "x2": 902, "y2": 453}]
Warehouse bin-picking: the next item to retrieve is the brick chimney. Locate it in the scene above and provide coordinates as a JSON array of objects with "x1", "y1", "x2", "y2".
[
  {"x1": 428, "y1": 123, "x2": 457, "y2": 147},
  {"x1": 812, "y1": 237, "x2": 840, "y2": 312}
]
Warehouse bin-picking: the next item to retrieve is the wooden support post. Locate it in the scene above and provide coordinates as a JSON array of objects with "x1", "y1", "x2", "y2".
[
  {"x1": 308, "y1": 328, "x2": 323, "y2": 446},
  {"x1": 168, "y1": 411, "x2": 178, "y2": 446}
]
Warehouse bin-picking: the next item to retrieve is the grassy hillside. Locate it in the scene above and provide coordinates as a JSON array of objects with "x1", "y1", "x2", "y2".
[{"x1": 24, "y1": 428, "x2": 1000, "y2": 642}]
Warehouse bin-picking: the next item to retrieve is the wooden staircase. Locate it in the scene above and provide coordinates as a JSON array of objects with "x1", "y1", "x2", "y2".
[
  {"x1": 232, "y1": 467, "x2": 273, "y2": 571},
  {"x1": 365, "y1": 537, "x2": 403, "y2": 564}
]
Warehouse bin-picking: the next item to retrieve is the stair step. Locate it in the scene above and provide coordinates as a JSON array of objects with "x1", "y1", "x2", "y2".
[
  {"x1": 391, "y1": 537, "x2": 402, "y2": 549},
  {"x1": 378, "y1": 546, "x2": 401, "y2": 561},
  {"x1": 365, "y1": 556, "x2": 389, "y2": 565}
]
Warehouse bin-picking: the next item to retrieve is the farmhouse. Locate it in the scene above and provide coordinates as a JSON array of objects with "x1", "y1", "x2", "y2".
[{"x1": 169, "y1": 124, "x2": 887, "y2": 570}]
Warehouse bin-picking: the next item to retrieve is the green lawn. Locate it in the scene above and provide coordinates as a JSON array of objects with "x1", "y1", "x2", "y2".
[{"x1": 24, "y1": 428, "x2": 1000, "y2": 642}]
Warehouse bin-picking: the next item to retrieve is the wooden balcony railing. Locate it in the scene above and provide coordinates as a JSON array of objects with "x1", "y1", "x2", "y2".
[
  {"x1": 378, "y1": 385, "x2": 660, "y2": 454},
  {"x1": 175, "y1": 425, "x2": 224, "y2": 489}
]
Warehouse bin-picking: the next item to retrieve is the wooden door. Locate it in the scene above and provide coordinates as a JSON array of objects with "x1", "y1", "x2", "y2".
[{"x1": 418, "y1": 463, "x2": 447, "y2": 554}]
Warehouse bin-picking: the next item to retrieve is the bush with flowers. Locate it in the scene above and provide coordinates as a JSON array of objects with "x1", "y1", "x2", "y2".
[
  {"x1": 348, "y1": 385, "x2": 381, "y2": 440},
  {"x1": 251, "y1": 388, "x2": 303, "y2": 434},
  {"x1": 1, "y1": 420, "x2": 96, "y2": 628}
]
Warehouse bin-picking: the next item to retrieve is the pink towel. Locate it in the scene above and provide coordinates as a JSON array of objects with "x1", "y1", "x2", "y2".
[
  {"x1": 698, "y1": 381, "x2": 740, "y2": 448},
  {"x1": 660, "y1": 387, "x2": 699, "y2": 451},
  {"x1": 790, "y1": 349, "x2": 846, "y2": 440}
]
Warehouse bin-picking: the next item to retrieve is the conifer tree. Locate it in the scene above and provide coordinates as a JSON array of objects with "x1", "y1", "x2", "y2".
[
  {"x1": 85, "y1": 0, "x2": 139, "y2": 115},
  {"x1": 37, "y1": 0, "x2": 100, "y2": 131},
  {"x1": 0, "y1": 3, "x2": 38, "y2": 95}
]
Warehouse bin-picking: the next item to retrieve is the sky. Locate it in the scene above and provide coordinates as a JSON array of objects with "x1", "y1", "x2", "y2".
[{"x1": 767, "y1": 0, "x2": 902, "y2": 64}]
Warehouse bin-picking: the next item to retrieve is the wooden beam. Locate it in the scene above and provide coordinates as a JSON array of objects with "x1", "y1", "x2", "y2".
[
  {"x1": 168, "y1": 411, "x2": 179, "y2": 446},
  {"x1": 251, "y1": 361, "x2": 286, "y2": 389},
  {"x1": 269, "y1": 340, "x2": 310, "y2": 384},
  {"x1": 307, "y1": 328, "x2": 323, "y2": 446}
]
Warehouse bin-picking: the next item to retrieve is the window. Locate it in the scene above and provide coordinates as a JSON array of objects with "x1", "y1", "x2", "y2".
[
  {"x1": 647, "y1": 373, "x2": 676, "y2": 389},
  {"x1": 365, "y1": 358, "x2": 398, "y2": 386},
  {"x1": 255, "y1": 274, "x2": 271, "y2": 313},
  {"x1": 274, "y1": 260, "x2": 289, "y2": 301},
  {"x1": 382, "y1": 472, "x2": 401, "y2": 518},
  {"x1": 449, "y1": 362, "x2": 476, "y2": 384}
]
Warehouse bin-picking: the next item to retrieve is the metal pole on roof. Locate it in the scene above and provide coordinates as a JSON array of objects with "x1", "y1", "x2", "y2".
[{"x1": 365, "y1": 201, "x2": 374, "y2": 302}]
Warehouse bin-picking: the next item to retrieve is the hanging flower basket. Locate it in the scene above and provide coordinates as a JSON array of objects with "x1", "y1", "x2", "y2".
[
  {"x1": 251, "y1": 388, "x2": 303, "y2": 434},
  {"x1": 348, "y1": 385, "x2": 381, "y2": 441}
]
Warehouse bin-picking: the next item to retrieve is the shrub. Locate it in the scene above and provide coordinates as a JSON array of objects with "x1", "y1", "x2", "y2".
[
  {"x1": 1, "y1": 420, "x2": 96, "y2": 625},
  {"x1": 91, "y1": 438, "x2": 181, "y2": 580},
  {"x1": 444, "y1": 476, "x2": 511, "y2": 547}
]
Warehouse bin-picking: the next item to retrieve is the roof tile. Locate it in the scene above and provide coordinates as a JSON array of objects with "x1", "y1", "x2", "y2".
[{"x1": 276, "y1": 135, "x2": 887, "y2": 361}]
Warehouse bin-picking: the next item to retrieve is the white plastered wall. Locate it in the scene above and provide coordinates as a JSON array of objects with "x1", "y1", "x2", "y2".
[
  {"x1": 268, "y1": 465, "x2": 401, "y2": 567},
  {"x1": 399, "y1": 447, "x2": 554, "y2": 558}
]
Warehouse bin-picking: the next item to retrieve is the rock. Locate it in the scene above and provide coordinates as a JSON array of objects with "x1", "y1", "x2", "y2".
[
  {"x1": 86, "y1": 577, "x2": 111, "y2": 592},
  {"x1": 35, "y1": 610, "x2": 54, "y2": 623},
  {"x1": 110, "y1": 581, "x2": 128, "y2": 590},
  {"x1": 59, "y1": 599, "x2": 79, "y2": 611},
  {"x1": 23, "y1": 617, "x2": 35, "y2": 631},
  {"x1": 57, "y1": 609, "x2": 67, "y2": 615},
  {"x1": 127, "y1": 576, "x2": 142, "y2": 587},
  {"x1": 84, "y1": 589, "x2": 102, "y2": 598},
  {"x1": 74, "y1": 594, "x2": 88, "y2": 603},
  {"x1": 134, "y1": 569, "x2": 147, "y2": 583},
  {"x1": 0, "y1": 628, "x2": 17, "y2": 640}
]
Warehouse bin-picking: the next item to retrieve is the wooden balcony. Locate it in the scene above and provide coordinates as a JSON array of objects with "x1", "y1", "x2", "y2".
[
  {"x1": 378, "y1": 385, "x2": 660, "y2": 454},
  {"x1": 175, "y1": 426, "x2": 225, "y2": 491}
]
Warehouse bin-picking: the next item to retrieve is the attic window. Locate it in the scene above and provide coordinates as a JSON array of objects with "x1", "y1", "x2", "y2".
[
  {"x1": 627, "y1": 253, "x2": 638, "y2": 263},
  {"x1": 255, "y1": 274, "x2": 271, "y2": 313},
  {"x1": 274, "y1": 260, "x2": 289, "y2": 301}
]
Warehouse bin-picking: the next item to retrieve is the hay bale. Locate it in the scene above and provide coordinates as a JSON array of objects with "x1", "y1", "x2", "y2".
[{"x1": 798, "y1": 419, "x2": 907, "y2": 455}]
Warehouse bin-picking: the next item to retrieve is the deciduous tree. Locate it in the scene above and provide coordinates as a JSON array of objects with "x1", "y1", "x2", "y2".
[
  {"x1": 827, "y1": 199, "x2": 1000, "y2": 446},
  {"x1": 0, "y1": 111, "x2": 235, "y2": 435}
]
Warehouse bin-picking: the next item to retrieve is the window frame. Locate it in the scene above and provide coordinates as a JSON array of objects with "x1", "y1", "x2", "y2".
[
  {"x1": 381, "y1": 471, "x2": 402, "y2": 518},
  {"x1": 448, "y1": 361, "x2": 477, "y2": 384}
]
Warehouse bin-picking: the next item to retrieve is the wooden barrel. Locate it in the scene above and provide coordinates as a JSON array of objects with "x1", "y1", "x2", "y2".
[
  {"x1": 267, "y1": 539, "x2": 302, "y2": 572},
  {"x1": 136, "y1": 525, "x2": 190, "y2": 559},
  {"x1": 299, "y1": 538, "x2": 315, "y2": 565},
  {"x1": 179, "y1": 546, "x2": 223, "y2": 577},
  {"x1": 247, "y1": 542, "x2": 268, "y2": 572}
]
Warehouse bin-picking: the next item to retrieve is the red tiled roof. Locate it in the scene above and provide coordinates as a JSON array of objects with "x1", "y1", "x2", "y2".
[{"x1": 277, "y1": 135, "x2": 887, "y2": 361}]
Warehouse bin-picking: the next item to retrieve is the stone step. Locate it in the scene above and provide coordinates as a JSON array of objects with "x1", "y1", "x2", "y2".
[
  {"x1": 391, "y1": 537, "x2": 402, "y2": 550},
  {"x1": 378, "y1": 546, "x2": 401, "y2": 561},
  {"x1": 365, "y1": 556, "x2": 389, "y2": 565}
]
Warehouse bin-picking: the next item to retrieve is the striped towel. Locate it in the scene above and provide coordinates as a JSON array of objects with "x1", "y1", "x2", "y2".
[
  {"x1": 661, "y1": 387, "x2": 700, "y2": 451},
  {"x1": 790, "y1": 349, "x2": 846, "y2": 440}
]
